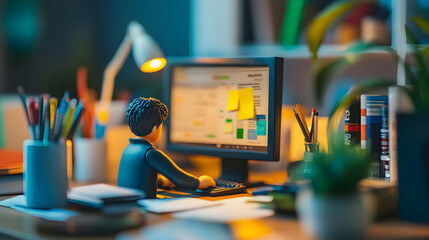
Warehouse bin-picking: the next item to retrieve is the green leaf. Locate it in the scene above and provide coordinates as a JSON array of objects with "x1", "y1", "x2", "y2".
[
  {"x1": 405, "y1": 25, "x2": 420, "y2": 45},
  {"x1": 423, "y1": 46, "x2": 429, "y2": 57},
  {"x1": 405, "y1": 26, "x2": 429, "y2": 106},
  {"x1": 313, "y1": 58, "x2": 351, "y2": 103},
  {"x1": 412, "y1": 16, "x2": 429, "y2": 35},
  {"x1": 307, "y1": 1, "x2": 358, "y2": 60}
]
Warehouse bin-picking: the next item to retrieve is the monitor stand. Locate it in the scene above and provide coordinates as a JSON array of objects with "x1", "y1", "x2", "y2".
[{"x1": 218, "y1": 158, "x2": 265, "y2": 188}]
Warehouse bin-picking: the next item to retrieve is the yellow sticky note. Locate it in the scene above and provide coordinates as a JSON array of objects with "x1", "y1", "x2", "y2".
[
  {"x1": 237, "y1": 87, "x2": 255, "y2": 120},
  {"x1": 227, "y1": 90, "x2": 239, "y2": 111}
]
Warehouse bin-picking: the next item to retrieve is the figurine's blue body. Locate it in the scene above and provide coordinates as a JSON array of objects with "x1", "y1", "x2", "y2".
[
  {"x1": 117, "y1": 138, "x2": 199, "y2": 199},
  {"x1": 116, "y1": 97, "x2": 211, "y2": 199}
]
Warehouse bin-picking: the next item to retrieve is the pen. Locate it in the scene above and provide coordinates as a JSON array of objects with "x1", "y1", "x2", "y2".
[
  {"x1": 315, "y1": 112, "x2": 319, "y2": 143},
  {"x1": 50, "y1": 98, "x2": 58, "y2": 130},
  {"x1": 43, "y1": 94, "x2": 50, "y2": 144},
  {"x1": 38, "y1": 95, "x2": 44, "y2": 141},
  {"x1": 309, "y1": 108, "x2": 316, "y2": 143},
  {"x1": 296, "y1": 103, "x2": 310, "y2": 138},
  {"x1": 16, "y1": 86, "x2": 35, "y2": 140},
  {"x1": 66, "y1": 101, "x2": 85, "y2": 140},
  {"x1": 293, "y1": 108, "x2": 311, "y2": 142},
  {"x1": 29, "y1": 99, "x2": 39, "y2": 140},
  {"x1": 27, "y1": 104, "x2": 36, "y2": 140},
  {"x1": 63, "y1": 99, "x2": 77, "y2": 138},
  {"x1": 53, "y1": 99, "x2": 68, "y2": 142}
]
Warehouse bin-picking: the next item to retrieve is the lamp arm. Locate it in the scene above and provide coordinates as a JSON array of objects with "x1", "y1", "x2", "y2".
[{"x1": 100, "y1": 33, "x2": 132, "y2": 110}]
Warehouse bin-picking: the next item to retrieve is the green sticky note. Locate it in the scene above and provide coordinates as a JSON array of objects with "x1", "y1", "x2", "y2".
[
  {"x1": 256, "y1": 121, "x2": 267, "y2": 136},
  {"x1": 207, "y1": 134, "x2": 216, "y2": 138},
  {"x1": 237, "y1": 129, "x2": 243, "y2": 139}
]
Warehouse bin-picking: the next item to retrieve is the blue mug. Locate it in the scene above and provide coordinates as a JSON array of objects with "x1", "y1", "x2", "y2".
[{"x1": 24, "y1": 140, "x2": 68, "y2": 209}]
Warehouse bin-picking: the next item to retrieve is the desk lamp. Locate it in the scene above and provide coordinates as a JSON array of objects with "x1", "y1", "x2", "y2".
[{"x1": 96, "y1": 21, "x2": 166, "y2": 138}]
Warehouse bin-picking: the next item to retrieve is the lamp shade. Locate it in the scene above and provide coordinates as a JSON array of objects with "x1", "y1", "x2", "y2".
[{"x1": 127, "y1": 21, "x2": 166, "y2": 73}]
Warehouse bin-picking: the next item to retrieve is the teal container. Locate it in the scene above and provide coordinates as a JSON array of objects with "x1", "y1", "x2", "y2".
[{"x1": 24, "y1": 140, "x2": 68, "y2": 209}]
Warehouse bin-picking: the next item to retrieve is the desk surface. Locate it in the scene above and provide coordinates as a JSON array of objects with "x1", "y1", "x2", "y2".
[{"x1": 1, "y1": 170, "x2": 429, "y2": 240}]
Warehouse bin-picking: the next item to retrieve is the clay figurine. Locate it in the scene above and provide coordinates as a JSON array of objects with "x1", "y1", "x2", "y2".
[{"x1": 117, "y1": 97, "x2": 216, "y2": 198}]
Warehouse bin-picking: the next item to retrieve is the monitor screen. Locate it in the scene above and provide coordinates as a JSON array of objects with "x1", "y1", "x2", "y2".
[
  {"x1": 170, "y1": 66, "x2": 269, "y2": 153},
  {"x1": 165, "y1": 57, "x2": 283, "y2": 162}
]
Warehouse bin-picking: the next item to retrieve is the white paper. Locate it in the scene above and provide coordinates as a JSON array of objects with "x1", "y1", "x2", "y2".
[
  {"x1": 138, "y1": 197, "x2": 221, "y2": 213},
  {"x1": 0, "y1": 195, "x2": 78, "y2": 222},
  {"x1": 70, "y1": 183, "x2": 144, "y2": 200},
  {"x1": 173, "y1": 197, "x2": 274, "y2": 223},
  {"x1": 118, "y1": 219, "x2": 233, "y2": 240}
]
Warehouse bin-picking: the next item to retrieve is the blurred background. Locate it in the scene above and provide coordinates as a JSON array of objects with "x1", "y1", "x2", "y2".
[
  {"x1": 1, "y1": 0, "x2": 428, "y2": 107},
  {"x1": 0, "y1": 0, "x2": 191, "y2": 100}
]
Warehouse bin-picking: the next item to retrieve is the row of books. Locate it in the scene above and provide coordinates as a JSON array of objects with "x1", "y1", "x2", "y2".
[{"x1": 345, "y1": 94, "x2": 390, "y2": 180}]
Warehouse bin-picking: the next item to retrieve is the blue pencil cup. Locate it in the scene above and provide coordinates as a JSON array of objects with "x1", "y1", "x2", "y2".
[{"x1": 24, "y1": 140, "x2": 68, "y2": 209}]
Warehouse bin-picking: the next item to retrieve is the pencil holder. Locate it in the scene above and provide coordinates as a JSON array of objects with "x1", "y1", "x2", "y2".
[
  {"x1": 24, "y1": 140, "x2": 68, "y2": 209},
  {"x1": 303, "y1": 142, "x2": 320, "y2": 175},
  {"x1": 74, "y1": 137, "x2": 107, "y2": 183}
]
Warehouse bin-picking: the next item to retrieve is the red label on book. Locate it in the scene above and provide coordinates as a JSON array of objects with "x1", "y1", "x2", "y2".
[{"x1": 345, "y1": 125, "x2": 361, "y2": 132}]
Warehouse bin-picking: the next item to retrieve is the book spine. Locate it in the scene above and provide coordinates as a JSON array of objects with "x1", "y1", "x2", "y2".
[
  {"x1": 345, "y1": 97, "x2": 361, "y2": 147},
  {"x1": 366, "y1": 95, "x2": 388, "y2": 178},
  {"x1": 380, "y1": 105, "x2": 390, "y2": 179},
  {"x1": 279, "y1": 0, "x2": 306, "y2": 45},
  {"x1": 360, "y1": 94, "x2": 367, "y2": 149}
]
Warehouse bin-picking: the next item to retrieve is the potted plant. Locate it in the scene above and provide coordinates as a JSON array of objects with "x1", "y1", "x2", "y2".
[
  {"x1": 295, "y1": 132, "x2": 373, "y2": 240},
  {"x1": 310, "y1": 13, "x2": 429, "y2": 224},
  {"x1": 294, "y1": 0, "x2": 429, "y2": 238}
]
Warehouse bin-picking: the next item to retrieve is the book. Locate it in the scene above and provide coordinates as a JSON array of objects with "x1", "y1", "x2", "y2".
[
  {"x1": 68, "y1": 184, "x2": 145, "y2": 215},
  {"x1": 279, "y1": 0, "x2": 306, "y2": 45},
  {"x1": 366, "y1": 95, "x2": 388, "y2": 178},
  {"x1": 380, "y1": 105, "x2": 390, "y2": 179},
  {"x1": 360, "y1": 94, "x2": 367, "y2": 149},
  {"x1": 345, "y1": 97, "x2": 361, "y2": 147}
]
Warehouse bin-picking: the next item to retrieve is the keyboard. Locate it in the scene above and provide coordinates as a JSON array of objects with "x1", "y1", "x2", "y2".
[{"x1": 196, "y1": 179, "x2": 247, "y2": 197}]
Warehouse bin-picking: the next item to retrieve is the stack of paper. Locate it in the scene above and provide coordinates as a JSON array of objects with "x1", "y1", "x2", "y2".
[{"x1": 68, "y1": 184, "x2": 144, "y2": 215}]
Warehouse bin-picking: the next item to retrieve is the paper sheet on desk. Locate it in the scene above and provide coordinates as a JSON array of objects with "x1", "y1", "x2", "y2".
[
  {"x1": 138, "y1": 197, "x2": 221, "y2": 213},
  {"x1": 173, "y1": 197, "x2": 274, "y2": 223},
  {"x1": 0, "y1": 195, "x2": 77, "y2": 221}
]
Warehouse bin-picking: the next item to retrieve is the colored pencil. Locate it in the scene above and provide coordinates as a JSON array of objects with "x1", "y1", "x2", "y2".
[
  {"x1": 309, "y1": 108, "x2": 316, "y2": 143},
  {"x1": 293, "y1": 108, "x2": 310, "y2": 142},
  {"x1": 296, "y1": 103, "x2": 310, "y2": 138},
  {"x1": 17, "y1": 86, "x2": 35, "y2": 140}
]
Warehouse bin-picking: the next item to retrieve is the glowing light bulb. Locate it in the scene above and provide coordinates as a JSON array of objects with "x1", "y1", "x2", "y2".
[{"x1": 141, "y1": 58, "x2": 166, "y2": 73}]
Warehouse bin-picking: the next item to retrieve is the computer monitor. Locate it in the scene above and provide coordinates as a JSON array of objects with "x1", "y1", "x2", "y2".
[{"x1": 164, "y1": 57, "x2": 283, "y2": 184}]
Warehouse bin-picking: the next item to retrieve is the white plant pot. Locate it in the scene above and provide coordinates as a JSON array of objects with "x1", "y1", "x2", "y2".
[{"x1": 297, "y1": 188, "x2": 373, "y2": 240}]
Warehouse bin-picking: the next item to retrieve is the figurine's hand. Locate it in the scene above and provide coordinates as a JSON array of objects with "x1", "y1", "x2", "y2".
[
  {"x1": 158, "y1": 175, "x2": 175, "y2": 188},
  {"x1": 198, "y1": 175, "x2": 216, "y2": 189}
]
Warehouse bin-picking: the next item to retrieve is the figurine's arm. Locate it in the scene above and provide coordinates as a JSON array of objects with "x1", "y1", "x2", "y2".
[{"x1": 146, "y1": 149, "x2": 200, "y2": 190}]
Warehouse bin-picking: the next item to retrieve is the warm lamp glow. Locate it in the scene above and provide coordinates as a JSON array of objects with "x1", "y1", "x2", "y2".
[{"x1": 141, "y1": 58, "x2": 166, "y2": 73}]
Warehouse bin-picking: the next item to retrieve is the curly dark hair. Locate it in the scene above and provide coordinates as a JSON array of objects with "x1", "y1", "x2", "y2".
[{"x1": 126, "y1": 97, "x2": 169, "y2": 137}]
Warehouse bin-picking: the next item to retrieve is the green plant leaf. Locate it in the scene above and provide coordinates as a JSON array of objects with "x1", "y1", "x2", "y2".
[
  {"x1": 405, "y1": 25, "x2": 429, "y2": 107},
  {"x1": 423, "y1": 46, "x2": 429, "y2": 57},
  {"x1": 307, "y1": 0, "x2": 358, "y2": 60},
  {"x1": 412, "y1": 16, "x2": 429, "y2": 34},
  {"x1": 313, "y1": 58, "x2": 351, "y2": 103}
]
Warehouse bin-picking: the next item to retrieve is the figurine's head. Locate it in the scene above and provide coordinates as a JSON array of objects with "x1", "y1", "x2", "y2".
[{"x1": 126, "y1": 97, "x2": 168, "y2": 142}]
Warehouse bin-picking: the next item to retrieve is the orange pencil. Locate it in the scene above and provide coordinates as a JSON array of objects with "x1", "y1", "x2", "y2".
[{"x1": 76, "y1": 67, "x2": 93, "y2": 138}]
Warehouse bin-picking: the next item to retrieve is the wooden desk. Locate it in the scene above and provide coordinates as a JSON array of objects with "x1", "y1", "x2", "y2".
[{"x1": 1, "y1": 170, "x2": 429, "y2": 239}]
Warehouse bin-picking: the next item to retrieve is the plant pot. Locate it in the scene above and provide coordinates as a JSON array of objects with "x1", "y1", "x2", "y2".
[
  {"x1": 296, "y1": 188, "x2": 373, "y2": 240},
  {"x1": 397, "y1": 112, "x2": 429, "y2": 223}
]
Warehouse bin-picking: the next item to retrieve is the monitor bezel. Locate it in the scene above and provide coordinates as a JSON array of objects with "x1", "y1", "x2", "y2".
[{"x1": 164, "y1": 57, "x2": 283, "y2": 162}]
